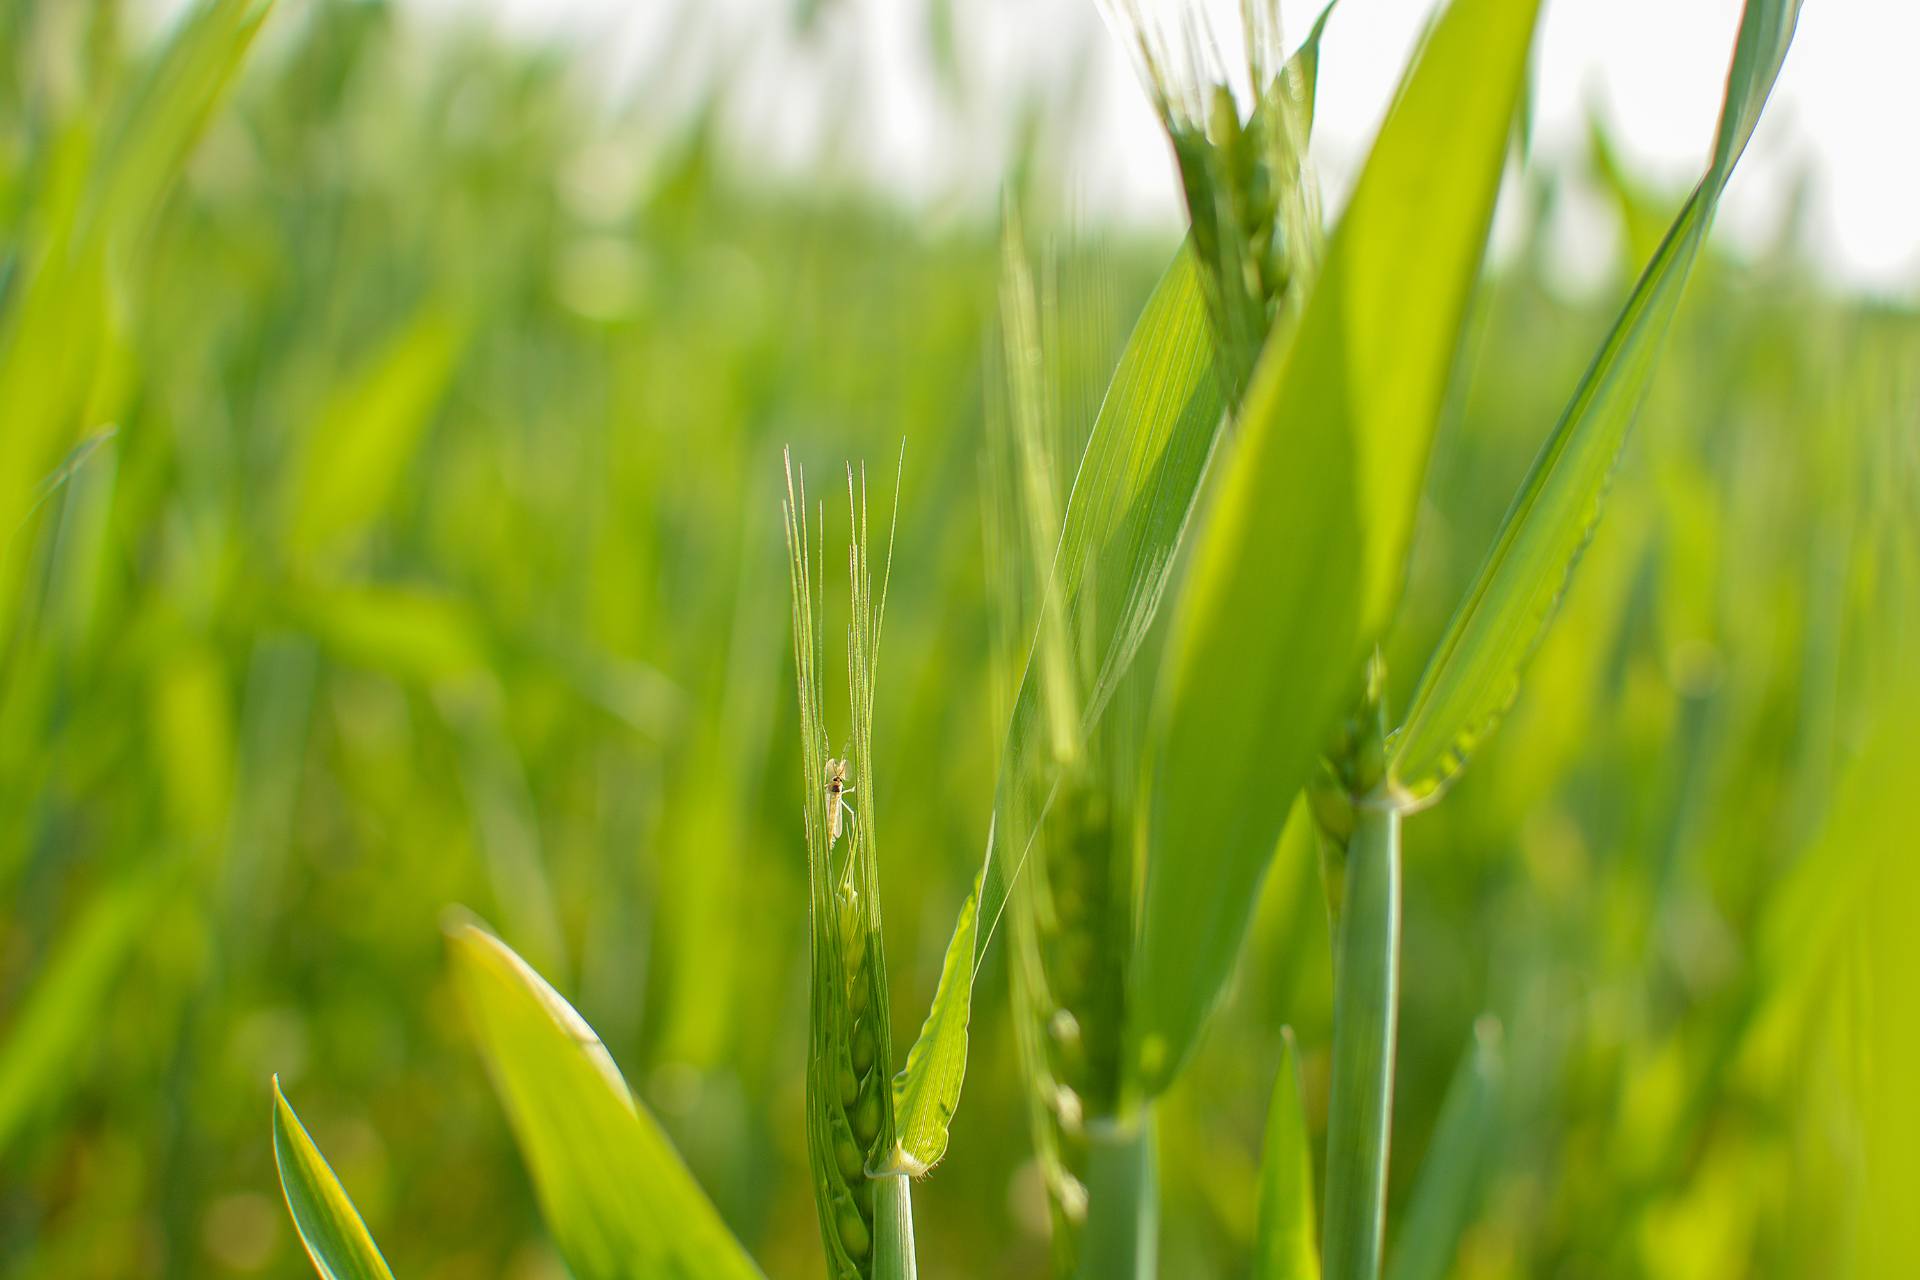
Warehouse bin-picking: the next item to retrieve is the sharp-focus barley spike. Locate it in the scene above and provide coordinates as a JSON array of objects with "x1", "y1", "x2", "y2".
[{"x1": 784, "y1": 451, "x2": 909, "y2": 1278}]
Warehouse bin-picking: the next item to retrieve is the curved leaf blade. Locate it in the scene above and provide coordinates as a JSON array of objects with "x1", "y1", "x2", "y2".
[
  {"x1": 887, "y1": 862, "x2": 980, "y2": 1174},
  {"x1": 1253, "y1": 1030, "x2": 1321, "y2": 1280},
  {"x1": 1388, "y1": 0, "x2": 1803, "y2": 804},
  {"x1": 447, "y1": 920, "x2": 762, "y2": 1280},
  {"x1": 1385, "y1": 1018, "x2": 1505, "y2": 1280},
  {"x1": 978, "y1": 245, "x2": 1223, "y2": 963},
  {"x1": 1134, "y1": 0, "x2": 1542, "y2": 1094},
  {"x1": 888, "y1": 245, "x2": 1223, "y2": 1176},
  {"x1": 271, "y1": 1078, "x2": 397, "y2": 1280}
]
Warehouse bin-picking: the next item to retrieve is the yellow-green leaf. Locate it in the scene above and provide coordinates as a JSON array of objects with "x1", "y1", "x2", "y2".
[
  {"x1": 1134, "y1": 0, "x2": 1542, "y2": 1094},
  {"x1": 283, "y1": 310, "x2": 463, "y2": 561},
  {"x1": 271, "y1": 1078, "x2": 397, "y2": 1280},
  {"x1": 447, "y1": 921, "x2": 762, "y2": 1280},
  {"x1": 1388, "y1": 0, "x2": 1802, "y2": 805}
]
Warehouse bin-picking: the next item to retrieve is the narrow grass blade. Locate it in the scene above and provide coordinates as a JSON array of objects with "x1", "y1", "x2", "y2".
[
  {"x1": 1388, "y1": 0, "x2": 1803, "y2": 805},
  {"x1": 887, "y1": 862, "x2": 979, "y2": 1174},
  {"x1": 1385, "y1": 1018, "x2": 1505, "y2": 1280},
  {"x1": 1322, "y1": 803, "x2": 1402, "y2": 1280},
  {"x1": 0, "y1": 868, "x2": 165, "y2": 1153},
  {"x1": 283, "y1": 309, "x2": 464, "y2": 562},
  {"x1": 1135, "y1": 0, "x2": 1541, "y2": 1094},
  {"x1": 0, "y1": 0, "x2": 271, "y2": 628},
  {"x1": 1254, "y1": 1029, "x2": 1320, "y2": 1280},
  {"x1": 271, "y1": 1078, "x2": 397, "y2": 1280},
  {"x1": 891, "y1": 245, "x2": 1222, "y2": 1175},
  {"x1": 447, "y1": 920, "x2": 762, "y2": 1280},
  {"x1": 979, "y1": 244, "x2": 1221, "y2": 960}
]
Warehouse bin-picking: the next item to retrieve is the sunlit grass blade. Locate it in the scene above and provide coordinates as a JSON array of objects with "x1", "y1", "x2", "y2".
[
  {"x1": 1253, "y1": 1029, "x2": 1320, "y2": 1280},
  {"x1": 1388, "y1": 0, "x2": 1803, "y2": 805},
  {"x1": 283, "y1": 308, "x2": 464, "y2": 562},
  {"x1": 271, "y1": 1078, "x2": 397, "y2": 1280},
  {"x1": 0, "y1": 0, "x2": 272, "y2": 631},
  {"x1": 447, "y1": 919, "x2": 763, "y2": 1280},
  {"x1": 888, "y1": 865, "x2": 979, "y2": 1174},
  {"x1": 978, "y1": 244, "x2": 1220, "y2": 959},
  {"x1": 783, "y1": 454, "x2": 913, "y2": 1277},
  {"x1": 1384, "y1": 1018, "x2": 1504, "y2": 1280},
  {"x1": 1135, "y1": 0, "x2": 1542, "y2": 1094},
  {"x1": 892, "y1": 244, "x2": 1222, "y2": 1179}
]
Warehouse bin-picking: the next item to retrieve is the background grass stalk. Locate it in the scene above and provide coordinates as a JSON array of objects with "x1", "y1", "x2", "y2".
[
  {"x1": 1078, "y1": 1117, "x2": 1157, "y2": 1279},
  {"x1": 1321, "y1": 797, "x2": 1401, "y2": 1280}
]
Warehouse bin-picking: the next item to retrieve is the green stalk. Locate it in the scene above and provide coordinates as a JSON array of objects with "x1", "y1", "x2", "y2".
[
  {"x1": 1321, "y1": 797, "x2": 1401, "y2": 1280},
  {"x1": 1078, "y1": 1116, "x2": 1156, "y2": 1280},
  {"x1": 872, "y1": 1173, "x2": 917, "y2": 1280}
]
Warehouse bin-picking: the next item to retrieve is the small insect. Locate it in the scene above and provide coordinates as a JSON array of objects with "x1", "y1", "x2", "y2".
[{"x1": 824, "y1": 757, "x2": 856, "y2": 844}]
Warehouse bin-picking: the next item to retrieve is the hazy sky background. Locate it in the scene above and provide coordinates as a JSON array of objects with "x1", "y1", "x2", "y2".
[{"x1": 386, "y1": 0, "x2": 1917, "y2": 293}]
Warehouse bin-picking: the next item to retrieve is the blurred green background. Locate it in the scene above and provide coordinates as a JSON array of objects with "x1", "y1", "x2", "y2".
[{"x1": 1, "y1": 1, "x2": 1915, "y2": 1277}]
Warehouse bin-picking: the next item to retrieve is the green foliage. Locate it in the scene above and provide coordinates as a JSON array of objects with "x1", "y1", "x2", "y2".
[
  {"x1": 1384, "y1": 1020, "x2": 1503, "y2": 1280},
  {"x1": 271, "y1": 1079, "x2": 396, "y2": 1280},
  {"x1": 783, "y1": 457, "x2": 910, "y2": 1276},
  {"x1": 1391, "y1": 0, "x2": 1807, "y2": 805},
  {"x1": 1252, "y1": 1031, "x2": 1319, "y2": 1280},
  {"x1": 0, "y1": 867, "x2": 169, "y2": 1154},
  {"x1": 448, "y1": 921, "x2": 763, "y2": 1280},
  {"x1": 0, "y1": 0, "x2": 1904, "y2": 1277},
  {"x1": 1135, "y1": 0, "x2": 1543, "y2": 1094}
]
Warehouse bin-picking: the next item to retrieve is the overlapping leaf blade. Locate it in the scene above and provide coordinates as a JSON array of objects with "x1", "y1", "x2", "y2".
[
  {"x1": 1133, "y1": 0, "x2": 1543, "y2": 1093},
  {"x1": 271, "y1": 1078, "x2": 397, "y2": 1280},
  {"x1": 1389, "y1": 0, "x2": 1803, "y2": 804},
  {"x1": 891, "y1": 246, "x2": 1222, "y2": 1171},
  {"x1": 1385, "y1": 1020, "x2": 1505, "y2": 1280},
  {"x1": 447, "y1": 921, "x2": 762, "y2": 1280},
  {"x1": 0, "y1": 0, "x2": 271, "y2": 622},
  {"x1": 1253, "y1": 1030, "x2": 1321, "y2": 1280}
]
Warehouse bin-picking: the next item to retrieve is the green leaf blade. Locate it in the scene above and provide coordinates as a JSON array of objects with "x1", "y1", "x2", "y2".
[
  {"x1": 1253, "y1": 1030, "x2": 1321, "y2": 1280},
  {"x1": 271, "y1": 1078, "x2": 397, "y2": 1280},
  {"x1": 1385, "y1": 1019, "x2": 1505, "y2": 1280},
  {"x1": 1388, "y1": 0, "x2": 1803, "y2": 804},
  {"x1": 890, "y1": 244, "x2": 1224, "y2": 1175},
  {"x1": 976, "y1": 244, "x2": 1224, "y2": 964},
  {"x1": 887, "y1": 866, "x2": 979, "y2": 1175},
  {"x1": 1134, "y1": 0, "x2": 1543, "y2": 1094},
  {"x1": 447, "y1": 920, "x2": 762, "y2": 1280}
]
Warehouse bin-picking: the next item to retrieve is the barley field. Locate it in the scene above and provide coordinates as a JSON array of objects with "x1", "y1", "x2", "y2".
[{"x1": 0, "y1": 2, "x2": 1915, "y2": 1278}]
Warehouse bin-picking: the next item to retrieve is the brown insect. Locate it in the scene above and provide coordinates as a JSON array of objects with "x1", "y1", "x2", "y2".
[{"x1": 824, "y1": 757, "x2": 856, "y2": 844}]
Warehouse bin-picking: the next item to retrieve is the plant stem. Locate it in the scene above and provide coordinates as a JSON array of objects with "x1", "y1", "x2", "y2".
[
  {"x1": 872, "y1": 1172, "x2": 917, "y2": 1280},
  {"x1": 1079, "y1": 1113, "x2": 1157, "y2": 1279},
  {"x1": 1322, "y1": 798, "x2": 1402, "y2": 1280}
]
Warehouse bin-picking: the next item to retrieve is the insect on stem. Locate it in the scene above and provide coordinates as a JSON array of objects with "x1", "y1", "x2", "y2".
[{"x1": 826, "y1": 756, "x2": 857, "y2": 846}]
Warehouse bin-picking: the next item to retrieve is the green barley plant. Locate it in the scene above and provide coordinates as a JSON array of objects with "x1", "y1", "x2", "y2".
[
  {"x1": 1087, "y1": 0, "x2": 1802, "y2": 1276},
  {"x1": 987, "y1": 221, "x2": 1163, "y2": 1277},
  {"x1": 271, "y1": 918, "x2": 764, "y2": 1280},
  {"x1": 781, "y1": 452, "x2": 916, "y2": 1278},
  {"x1": 0, "y1": 0, "x2": 1872, "y2": 1276}
]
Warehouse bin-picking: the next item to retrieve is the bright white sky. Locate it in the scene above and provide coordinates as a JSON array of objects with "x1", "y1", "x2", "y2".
[{"x1": 410, "y1": 0, "x2": 1916, "y2": 294}]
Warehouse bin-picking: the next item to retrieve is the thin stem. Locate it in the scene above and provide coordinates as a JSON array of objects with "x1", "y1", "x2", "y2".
[
  {"x1": 872, "y1": 1172, "x2": 917, "y2": 1280},
  {"x1": 1322, "y1": 799, "x2": 1402, "y2": 1280},
  {"x1": 1078, "y1": 1113, "x2": 1158, "y2": 1279}
]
